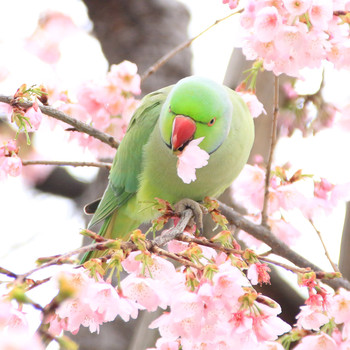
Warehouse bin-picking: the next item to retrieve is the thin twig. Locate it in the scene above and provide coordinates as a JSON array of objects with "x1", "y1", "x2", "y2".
[
  {"x1": 141, "y1": 9, "x2": 243, "y2": 81},
  {"x1": 0, "y1": 266, "x2": 18, "y2": 279},
  {"x1": 0, "y1": 95, "x2": 119, "y2": 149},
  {"x1": 152, "y1": 245, "x2": 203, "y2": 270},
  {"x1": 258, "y1": 256, "x2": 310, "y2": 274},
  {"x1": 309, "y1": 219, "x2": 340, "y2": 273},
  {"x1": 261, "y1": 75, "x2": 279, "y2": 226},
  {"x1": 22, "y1": 160, "x2": 112, "y2": 169}
]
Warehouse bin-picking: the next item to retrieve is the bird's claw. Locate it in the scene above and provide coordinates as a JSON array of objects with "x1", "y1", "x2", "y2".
[{"x1": 174, "y1": 198, "x2": 207, "y2": 235}]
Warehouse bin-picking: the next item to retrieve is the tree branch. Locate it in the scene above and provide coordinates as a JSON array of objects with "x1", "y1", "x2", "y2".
[
  {"x1": 22, "y1": 160, "x2": 112, "y2": 169},
  {"x1": 218, "y1": 201, "x2": 350, "y2": 290},
  {"x1": 0, "y1": 95, "x2": 119, "y2": 149}
]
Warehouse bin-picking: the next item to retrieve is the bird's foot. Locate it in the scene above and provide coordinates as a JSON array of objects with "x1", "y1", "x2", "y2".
[{"x1": 174, "y1": 198, "x2": 208, "y2": 235}]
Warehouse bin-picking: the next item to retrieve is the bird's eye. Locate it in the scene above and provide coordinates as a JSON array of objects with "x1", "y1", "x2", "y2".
[{"x1": 207, "y1": 117, "x2": 216, "y2": 127}]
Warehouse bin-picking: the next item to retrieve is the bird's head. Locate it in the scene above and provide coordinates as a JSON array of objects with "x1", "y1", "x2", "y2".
[{"x1": 159, "y1": 76, "x2": 232, "y2": 154}]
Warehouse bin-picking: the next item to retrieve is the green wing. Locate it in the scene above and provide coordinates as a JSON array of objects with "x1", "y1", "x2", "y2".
[{"x1": 88, "y1": 86, "x2": 171, "y2": 229}]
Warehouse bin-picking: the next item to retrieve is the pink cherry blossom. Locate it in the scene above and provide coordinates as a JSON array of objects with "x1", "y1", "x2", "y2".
[
  {"x1": 247, "y1": 263, "x2": 271, "y2": 286},
  {"x1": 294, "y1": 333, "x2": 337, "y2": 350},
  {"x1": 283, "y1": 0, "x2": 312, "y2": 15},
  {"x1": 222, "y1": 0, "x2": 238, "y2": 9},
  {"x1": 225, "y1": 0, "x2": 350, "y2": 76},
  {"x1": 107, "y1": 61, "x2": 141, "y2": 95},
  {"x1": 253, "y1": 7, "x2": 281, "y2": 43},
  {"x1": 0, "y1": 300, "x2": 28, "y2": 330},
  {"x1": 53, "y1": 61, "x2": 140, "y2": 156},
  {"x1": 0, "y1": 155, "x2": 22, "y2": 178},
  {"x1": 268, "y1": 217, "x2": 302, "y2": 246},
  {"x1": 121, "y1": 275, "x2": 168, "y2": 311},
  {"x1": 296, "y1": 305, "x2": 329, "y2": 330},
  {"x1": 25, "y1": 12, "x2": 79, "y2": 64},
  {"x1": 237, "y1": 91, "x2": 266, "y2": 118},
  {"x1": 232, "y1": 164, "x2": 265, "y2": 214},
  {"x1": 49, "y1": 268, "x2": 138, "y2": 334},
  {"x1": 176, "y1": 137, "x2": 209, "y2": 184},
  {"x1": 257, "y1": 341, "x2": 285, "y2": 350},
  {"x1": 328, "y1": 288, "x2": 350, "y2": 324},
  {"x1": 308, "y1": 0, "x2": 334, "y2": 30},
  {"x1": 25, "y1": 100, "x2": 43, "y2": 131}
]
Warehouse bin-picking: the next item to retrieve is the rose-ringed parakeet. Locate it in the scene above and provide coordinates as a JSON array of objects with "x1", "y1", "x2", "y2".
[{"x1": 81, "y1": 76, "x2": 254, "y2": 263}]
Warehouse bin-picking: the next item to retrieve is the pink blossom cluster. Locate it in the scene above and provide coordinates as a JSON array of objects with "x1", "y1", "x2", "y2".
[
  {"x1": 232, "y1": 164, "x2": 350, "y2": 246},
  {"x1": 47, "y1": 247, "x2": 291, "y2": 349},
  {"x1": 25, "y1": 12, "x2": 79, "y2": 64},
  {"x1": 225, "y1": 0, "x2": 350, "y2": 77},
  {"x1": 0, "y1": 139, "x2": 22, "y2": 179},
  {"x1": 0, "y1": 300, "x2": 44, "y2": 349},
  {"x1": 147, "y1": 251, "x2": 290, "y2": 349},
  {"x1": 48, "y1": 268, "x2": 139, "y2": 334},
  {"x1": 56, "y1": 60, "x2": 141, "y2": 156},
  {"x1": 278, "y1": 82, "x2": 338, "y2": 137},
  {"x1": 0, "y1": 94, "x2": 43, "y2": 134},
  {"x1": 294, "y1": 288, "x2": 350, "y2": 348}
]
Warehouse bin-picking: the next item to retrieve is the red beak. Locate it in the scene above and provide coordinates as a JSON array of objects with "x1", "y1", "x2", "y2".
[{"x1": 171, "y1": 115, "x2": 196, "y2": 151}]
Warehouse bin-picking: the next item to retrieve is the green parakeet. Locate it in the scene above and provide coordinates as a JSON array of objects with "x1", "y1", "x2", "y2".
[{"x1": 81, "y1": 76, "x2": 254, "y2": 263}]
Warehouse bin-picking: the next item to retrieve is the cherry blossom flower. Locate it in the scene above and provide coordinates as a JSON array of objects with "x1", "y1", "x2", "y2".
[
  {"x1": 283, "y1": 0, "x2": 312, "y2": 16},
  {"x1": 237, "y1": 91, "x2": 266, "y2": 118},
  {"x1": 328, "y1": 288, "x2": 350, "y2": 324},
  {"x1": 247, "y1": 263, "x2": 271, "y2": 286},
  {"x1": 121, "y1": 275, "x2": 168, "y2": 311},
  {"x1": 253, "y1": 7, "x2": 281, "y2": 43},
  {"x1": 107, "y1": 61, "x2": 141, "y2": 95},
  {"x1": 296, "y1": 305, "x2": 329, "y2": 331},
  {"x1": 309, "y1": 0, "x2": 333, "y2": 30},
  {"x1": 176, "y1": 137, "x2": 209, "y2": 184},
  {"x1": 25, "y1": 12, "x2": 79, "y2": 64},
  {"x1": 25, "y1": 99, "x2": 43, "y2": 131},
  {"x1": 49, "y1": 268, "x2": 138, "y2": 335},
  {"x1": 54, "y1": 61, "x2": 141, "y2": 156},
  {"x1": 0, "y1": 155, "x2": 22, "y2": 179},
  {"x1": 222, "y1": 0, "x2": 238, "y2": 10},
  {"x1": 226, "y1": 0, "x2": 350, "y2": 76},
  {"x1": 294, "y1": 333, "x2": 337, "y2": 350}
]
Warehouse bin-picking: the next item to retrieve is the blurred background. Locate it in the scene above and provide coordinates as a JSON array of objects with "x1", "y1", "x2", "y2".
[{"x1": 1, "y1": 0, "x2": 350, "y2": 349}]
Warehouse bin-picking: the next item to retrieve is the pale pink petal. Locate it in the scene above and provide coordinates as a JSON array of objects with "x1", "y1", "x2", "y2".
[
  {"x1": 253, "y1": 7, "x2": 281, "y2": 43},
  {"x1": 283, "y1": 0, "x2": 312, "y2": 15},
  {"x1": 309, "y1": 0, "x2": 333, "y2": 30},
  {"x1": 237, "y1": 92, "x2": 266, "y2": 118},
  {"x1": 25, "y1": 100, "x2": 43, "y2": 131},
  {"x1": 296, "y1": 305, "x2": 329, "y2": 331},
  {"x1": 294, "y1": 333, "x2": 337, "y2": 350},
  {"x1": 176, "y1": 137, "x2": 209, "y2": 184}
]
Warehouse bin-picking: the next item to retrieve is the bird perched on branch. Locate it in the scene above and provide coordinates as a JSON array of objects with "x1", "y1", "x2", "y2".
[{"x1": 82, "y1": 76, "x2": 254, "y2": 262}]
